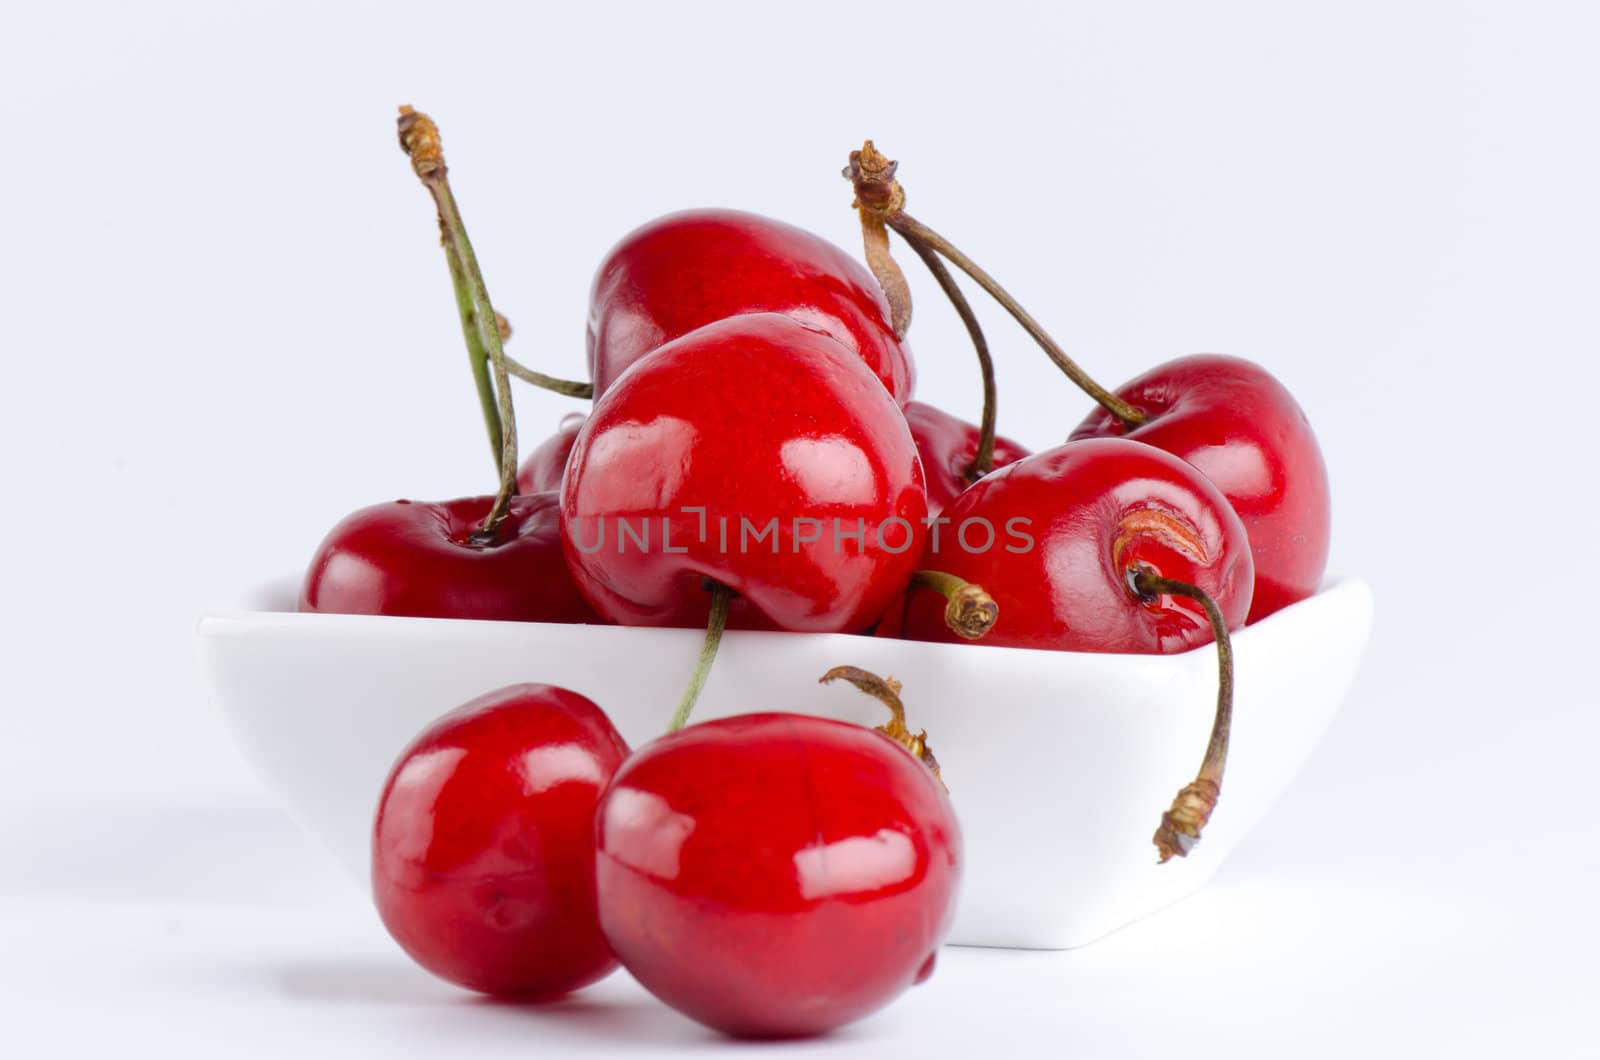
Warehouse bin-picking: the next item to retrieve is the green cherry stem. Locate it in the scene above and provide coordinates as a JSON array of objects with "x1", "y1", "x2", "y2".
[
  {"x1": 665, "y1": 582, "x2": 734, "y2": 734},
  {"x1": 1129, "y1": 567, "x2": 1234, "y2": 863},
  {"x1": 846, "y1": 141, "x2": 1146, "y2": 432},
  {"x1": 397, "y1": 106, "x2": 513, "y2": 497},
  {"x1": 448, "y1": 238, "x2": 507, "y2": 474},
  {"x1": 397, "y1": 107, "x2": 595, "y2": 536}
]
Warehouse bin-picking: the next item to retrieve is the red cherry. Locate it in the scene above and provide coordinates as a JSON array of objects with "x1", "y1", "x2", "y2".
[
  {"x1": 1069, "y1": 354, "x2": 1330, "y2": 621},
  {"x1": 587, "y1": 209, "x2": 914, "y2": 404},
  {"x1": 358, "y1": 111, "x2": 593, "y2": 623},
  {"x1": 596, "y1": 712, "x2": 960, "y2": 1038},
  {"x1": 516, "y1": 412, "x2": 586, "y2": 494},
  {"x1": 561, "y1": 313, "x2": 927, "y2": 633},
  {"x1": 900, "y1": 438, "x2": 1254, "y2": 652},
  {"x1": 903, "y1": 400, "x2": 1031, "y2": 516},
  {"x1": 299, "y1": 491, "x2": 598, "y2": 623},
  {"x1": 373, "y1": 683, "x2": 629, "y2": 997}
]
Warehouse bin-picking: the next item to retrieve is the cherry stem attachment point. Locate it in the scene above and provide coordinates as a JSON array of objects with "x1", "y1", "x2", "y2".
[
  {"x1": 819, "y1": 666, "x2": 944, "y2": 788},
  {"x1": 666, "y1": 582, "x2": 734, "y2": 734},
  {"x1": 846, "y1": 141, "x2": 1145, "y2": 432},
  {"x1": 910, "y1": 569, "x2": 998, "y2": 640},
  {"x1": 398, "y1": 105, "x2": 519, "y2": 535},
  {"x1": 1128, "y1": 567, "x2": 1234, "y2": 863}
]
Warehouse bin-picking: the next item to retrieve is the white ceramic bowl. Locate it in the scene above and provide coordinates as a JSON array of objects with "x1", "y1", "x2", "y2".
[{"x1": 195, "y1": 577, "x2": 1371, "y2": 950}]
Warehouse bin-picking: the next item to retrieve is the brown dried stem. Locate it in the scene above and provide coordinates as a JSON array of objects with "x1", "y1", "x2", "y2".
[
  {"x1": 1130, "y1": 568, "x2": 1234, "y2": 862},
  {"x1": 845, "y1": 142, "x2": 911, "y2": 339},
  {"x1": 910, "y1": 569, "x2": 999, "y2": 640},
  {"x1": 819, "y1": 666, "x2": 944, "y2": 788},
  {"x1": 847, "y1": 143, "x2": 998, "y2": 474},
  {"x1": 904, "y1": 241, "x2": 998, "y2": 478},
  {"x1": 845, "y1": 141, "x2": 1145, "y2": 432}
]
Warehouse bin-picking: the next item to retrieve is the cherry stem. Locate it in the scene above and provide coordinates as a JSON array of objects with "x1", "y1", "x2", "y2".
[
  {"x1": 492, "y1": 312, "x2": 596, "y2": 399},
  {"x1": 847, "y1": 146, "x2": 998, "y2": 474},
  {"x1": 503, "y1": 354, "x2": 595, "y2": 399},
  {"x1": 910, "y1": 569, "x2": 998, "y2": 640},
  {"x1": 905, "y1": 241, "x2": 998, "y2": 478},
  {"x1": 1129, "y1": 567, "x2": 1234, "y2": 863},
  {"x1": 856, "y1": 209, "x2": 911, "y2": 340},
  {"x1": 448, "y1": 239, "x2": 504, "y2": 472},
  {"x1": 397, "y1": 106, "x2": 518, "y2": 534},
  {"x1": 846, "y1": 141, "x2": 1145, "y2": 432},
  {"x1": 819, "y1": 666, "x2": 945, "y2": 788},
  {"x1": 665, "y1": 582, "x2": 734, "y2": 734}
]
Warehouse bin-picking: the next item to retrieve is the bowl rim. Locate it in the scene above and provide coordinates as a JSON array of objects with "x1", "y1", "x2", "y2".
[{"x1": 198, "y1": 574, "x2": 1368, "y2": 665}]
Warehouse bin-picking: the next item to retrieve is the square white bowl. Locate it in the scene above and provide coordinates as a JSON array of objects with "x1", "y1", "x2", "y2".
[{"x1": 195, "y1": 577, "x2": 1371, "y2": 949}]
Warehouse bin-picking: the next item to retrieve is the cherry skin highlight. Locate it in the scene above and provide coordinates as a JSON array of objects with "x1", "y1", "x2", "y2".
[
  {"x1": 587, "y1": 209, "x2": 913, "y2": 403},
  {"x1": 299, "y1": 492, "x2": 598, "y2": 623},
  {"x1": 372, "y1": 683, "x2": 629, "y2": 997},
  {"x1": 561, "y1": 313, "x2": 927, "y2": 633},
  {"x1": 595, "y1": 712, "x2": 960, "y2": 1038},
  {"x1": 903, "y1": 400, "x2": 1031, "y2": 516},
  {"x1": 1069, "y1": 354, "x2": 1329, "y2": 621},
  {"x1": 517, "y1": 412, "x2": 586, "y2": 494},
  {"x1": 899, "y1": 438, "x2": 1253, "y2": 652}
]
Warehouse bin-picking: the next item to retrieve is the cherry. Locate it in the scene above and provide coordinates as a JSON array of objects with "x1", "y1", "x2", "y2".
[
  {"x1": 894, "y1": 437, "x2": 1252, "y2": 859},
  {"x1": 372, "y1": 683, "x2": 629, "y2": 997},
  {"x1": 595, "y1": 670, "x2": 959, "y2": 1038},
  {"x1": 299, "y1": 491, "x2": 598, "y2": 622},
  {"x1": 560, "y1": 312, "x2": 927, "y2": 634},
  {"x1": 899, "y1": 438, "x2": 1253, "y2": 652},
  {"x1": 587, "y1": 209, "x2": 914, "y2": 404},
  {"x1": 516, "y1": 411, "x2": 586, "y2": 494},
  {"x1": 845, "y1": 142, "x2": 1330, "y2": 618},
  {"x1": 301, "y1": 110, "x2": 598, "y2": 623},
  {"x1": 904, "y1": 401, "x2": 1030, "y2": 516},
  {"x1": 1069, "y1": 355, "x2": 1330, "y2": 621}
]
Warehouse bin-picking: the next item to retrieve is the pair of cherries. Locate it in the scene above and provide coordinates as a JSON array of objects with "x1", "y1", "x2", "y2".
[
  {"x1": 326, "y1": 111, "x2": 964, "y2": 1039},
  {"x1": 303, "y1": 204, "x2": 929, "y2": 637},
  {"x1": 372, "y1": 673, "x2": 957, "y2": 1039}
]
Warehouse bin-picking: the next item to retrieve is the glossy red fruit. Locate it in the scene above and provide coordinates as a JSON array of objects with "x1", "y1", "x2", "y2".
[
  {"x1": 900, "y1": 438, "x2": 1253, "y2": 652},
  {"x1": 300, "y1": 492, "x2": 598, "y2": 623},
  {"x1": 1069, "y1": 355, "x2": 1329, "y2": 621},
  {"x1": 516, "y1": 412, "x2": 586, "y2": 495},
  {"x1": 373, "y1": 683, "x2": 629, "y2": 997},
  {"x1": 561, "y1": 313, "x2": 927, "y2": 633},
  {"x1": 903, "y1": 400, "x2": 1031, "y2": 516},
  {"x1": 587, "y1": 209, "x2": 913, "y2": 404},
  {"x1": 596, "y1": 712, "x2": 959, "y2": 1038}
]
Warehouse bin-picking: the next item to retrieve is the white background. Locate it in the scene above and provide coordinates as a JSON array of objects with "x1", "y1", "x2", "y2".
[{"x1": 2, "y1": 1, "x2": 1595, "y2": 1056}]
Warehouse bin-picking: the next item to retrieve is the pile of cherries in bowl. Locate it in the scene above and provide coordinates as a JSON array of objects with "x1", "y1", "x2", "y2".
[{"x1": 297, "y1": 108, "x2": 1331, "y2": 1039}]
